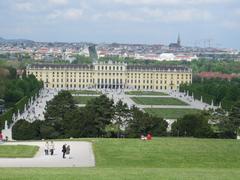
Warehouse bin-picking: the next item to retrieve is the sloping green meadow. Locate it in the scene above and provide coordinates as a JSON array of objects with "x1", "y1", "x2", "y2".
[{"x1": 0, "y1": 138, "x2": 240, "y2": 180}]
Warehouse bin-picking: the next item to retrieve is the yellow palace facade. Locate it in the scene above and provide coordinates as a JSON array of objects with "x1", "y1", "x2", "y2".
[{"x1": 26, "y1": 61, "x2": 192, "y2": 91}]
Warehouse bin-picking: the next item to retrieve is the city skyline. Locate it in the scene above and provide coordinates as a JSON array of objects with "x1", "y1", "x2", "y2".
[{"x1": 0, "y1": 0, "x2": 240, "y2": 49}]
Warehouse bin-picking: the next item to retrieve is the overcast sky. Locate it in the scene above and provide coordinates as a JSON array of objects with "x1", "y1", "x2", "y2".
[{"x1": 0, "y1": 0, "x2": 240, "y2": 49}]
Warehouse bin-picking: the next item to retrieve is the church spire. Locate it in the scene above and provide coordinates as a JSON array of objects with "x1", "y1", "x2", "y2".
[{"x1": 177, "y1": 33, "x2": 181, "y2": 46}]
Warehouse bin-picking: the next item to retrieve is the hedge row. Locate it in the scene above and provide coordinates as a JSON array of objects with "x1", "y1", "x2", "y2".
[{"x1": 0, "y1": 87, "x2": 42, "y2": 129}]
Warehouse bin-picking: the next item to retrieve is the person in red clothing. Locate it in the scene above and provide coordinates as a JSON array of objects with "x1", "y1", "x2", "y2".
[
  {"x1": 146, "y1": 133, "x2": 152, "y2": 140},
  {"x1": 0, "y1": 132, "x2": 3, "y2": 141}
]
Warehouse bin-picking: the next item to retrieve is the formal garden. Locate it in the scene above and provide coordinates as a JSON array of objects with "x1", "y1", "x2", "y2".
[
  {"x1": 145, "y1": 108, "x2": 201, "y2": 119},
  {"x1": 11, "y1": 91, "x2": 240, "y2": 140},
  {"x1": 69, "y1": 90, "x2": 102, "y2": 95},
  {"x1": 131, "y1": 97, "x2": 188, "y2": 106},
  {"x1": 125, "y1": 91, "x2": 167, "y2": 96},
  {"x1": 180, "y1": 77, "x2": 240, "y2": 110}
]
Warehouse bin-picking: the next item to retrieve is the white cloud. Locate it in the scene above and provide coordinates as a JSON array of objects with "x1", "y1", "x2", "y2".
[
  {"x1": 221, "y1": 21, "x2": 240, "y2": 30},
  {"x1": 95, "y1": 8, "x2": 213, "y2": 23},
  {"x1": 96, "y1": 11, "x2": 142, "y2": 22},
  {"x1": 47, "y1": 8, "x2": 83, "y2": 21},
  {"x1": 142, "y1": 8, "x2": 213, "y2": 22},
  {"x1": 105, "y1": 0, "x2": 234, "y2": 6},
  {"x1": 235, "y1": 9, "x2": 240, "y2": 16},
  {"x1": 48, "y1": 0, "x2": 68, "y2": 5},
  {"x1": 14, "y1": 2, "x2": 33, "y2": 12},
  {"x1": 47, "y1": 10, "x2": 62, "y2": 20},
  {"x1": 63, "y1": 9, "x2": 83, "y2": 20}
]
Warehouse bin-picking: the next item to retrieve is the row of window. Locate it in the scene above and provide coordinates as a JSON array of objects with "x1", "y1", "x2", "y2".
[
  {"x1": 127, "y1": 80, "x2": 189, "y2": 84},
  {"x1": 97, "y1": 66, "x2": 124, "y2": 71},
  {"x1": 97, "y1": 79, "x2": 123, "y2": 84},
  {"x1": 48, "y1": 84, "x2": 91, "y2": 88},
  {"x1": 48, "y1": 84, "x2": 177, "y2": 90},
  {"x1": 30, "y1": 71, "x2": 191, "y2": 78},
  {"x1": 51, "y1": 79, "x2": 94, "y2": 83},
  {"x1": 47, "y1": 79, "x2": 190, "y2": 85}
]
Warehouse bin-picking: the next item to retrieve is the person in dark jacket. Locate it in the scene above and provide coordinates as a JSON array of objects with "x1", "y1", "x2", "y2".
[{"x1": 62, "y1": 144, "x2": 67, "y2": 158}]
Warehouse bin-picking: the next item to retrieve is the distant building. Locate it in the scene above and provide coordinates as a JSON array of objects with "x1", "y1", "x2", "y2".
[
  {"x1": 169, "y1": 34, "x2": 181, "y2": 49},
  {"x1": 26, "y1": 61, "x2": 192, "y2": 91},
  {"x1": 88, "y1": 45, "x2": 98, "y2": 61},
  {"x1": 159, "y1": 53, "x2": 176, "y2": 61}
]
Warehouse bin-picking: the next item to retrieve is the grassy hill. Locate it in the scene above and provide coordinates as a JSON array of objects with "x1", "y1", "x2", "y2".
[{"x1": 0, "y1": 138, "x2": 240, "y2": 179}]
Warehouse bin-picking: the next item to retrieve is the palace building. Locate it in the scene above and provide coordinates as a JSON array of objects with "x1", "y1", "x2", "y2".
[{"x1": 26, "y1": 61, "x2": 192, "y2": 91}]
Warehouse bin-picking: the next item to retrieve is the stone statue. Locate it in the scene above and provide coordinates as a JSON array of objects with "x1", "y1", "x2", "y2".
[{"x1": 4, "y1": 120, "x2": 8, "y2": 130}]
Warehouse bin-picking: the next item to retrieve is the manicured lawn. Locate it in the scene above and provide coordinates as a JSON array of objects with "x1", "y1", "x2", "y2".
[
  {"x1": 69, "y1": 90, "x2": 101, "y2": 95},
  {"x1": 145, "y1": 108, "x2": 201, "y2": 119},
  {"x1": 92, "y1": 138, "x2": 240, "y2": 168},
  {"x1": 0, "y1": 168, "x2": 240, "y2": 180},
  {"x1": 131, "y1": 97, "x2": 188, "y2": 105},
  {"x1": 126, "y1": 91, "x2": 168, "y2": 96},
  {"x1": 0, "y1": 145, "x2": 39, "y2": 158},
  {"x1": 73, "y1": 96, "x2": 97, "y2": 104},
  {"x1": 1, "y1": 138, "x2": 240, "y2": 179}
]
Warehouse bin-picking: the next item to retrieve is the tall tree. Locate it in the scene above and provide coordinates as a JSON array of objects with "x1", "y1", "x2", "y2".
[
  {"x1": 172, "y1": 113, "x2": 213, "y2": 138},
  {"x1": 126, "y1": 106, "x2": 167, "y2": 138},
  {"x1": 228, "y1": 101, "x2": 240, "y2": 138},
  {"x1": 83, "y1": 95, "x2": 115, "y2": 137},
  {"x1": 43, "y1": 91, "x2": 76, "y2": 138},
  {"x1": 113, "y1": 100, "x2": 130, "y2": 138}
]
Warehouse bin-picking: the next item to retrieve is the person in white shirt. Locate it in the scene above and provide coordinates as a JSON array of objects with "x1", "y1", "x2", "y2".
[
  {"x1": 44, "y1": 141, "x2": 49, "y2": 155},
  {"x1": 49, "y1": 141, "x2": 55, "y2": 156}
]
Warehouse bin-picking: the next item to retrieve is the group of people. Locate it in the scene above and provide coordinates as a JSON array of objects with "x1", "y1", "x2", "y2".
[
  {"x1": 44, "y1": 141, "x2": 55, "y2": 155},
  {"x1": 44, "y1": 141, "x2": 71, "y2": 159},
  {"x1": 141, "y1": 133, "x2": 152, "y2": 141},
  {"x1": 62, "y1": 144, "x2": 71, "y2": 159}
]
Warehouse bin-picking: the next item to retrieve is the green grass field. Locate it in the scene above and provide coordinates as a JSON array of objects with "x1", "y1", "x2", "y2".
[
  {"x1": 131, "y1": 97, "x2": 188, "y2": 105},
  {"x1": 126, "y1": 91, "x2": 168, "y2": 96},
  {"x1": 145, "y1": 108, "x2": 201, "y2": 119},
  {"x1": 0, "y1": 138, "x2": 240, "y2": 179},
  {"x1": 0, "y1": 145, "x2": 39, "y2": 158},
  {"x1": 73, "y1": 96, "x2": 98, "y2": 104},
  {"x1": 69, "y1": 90, "x2": 101, "y2": 95}
]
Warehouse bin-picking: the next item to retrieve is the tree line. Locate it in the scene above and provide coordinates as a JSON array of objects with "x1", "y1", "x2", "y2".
[
  {"x1": 0, "y1": 66, "x2": 42, "y2": 107},
  {"x1": 13, "y1": 91, "x2": 168, "y2": 140},
  {"x1": 0, "y1": 65, "x2": 43, "y2": 128},
  {"x1": 180, "y1": 77, "x2": 240, "y2": 110},
  {"x1": 13, "y1": 91, "x2": 240, "y2": 140}
]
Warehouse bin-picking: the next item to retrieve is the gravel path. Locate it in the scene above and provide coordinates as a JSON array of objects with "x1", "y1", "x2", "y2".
[{"x1": 0, "y1": 141, "x2": 95, "y2": 167}]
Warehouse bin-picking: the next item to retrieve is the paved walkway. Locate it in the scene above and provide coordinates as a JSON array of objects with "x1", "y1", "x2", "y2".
[
  {"x1": 127, "y1": 95, "x2": 171, "y2": 98},
  {"x1": 13, "y1": 89, "x2": 59, "y2": 124},
  {"x1": 0, "y1": 141, "x2": 95, "y2": 167}
]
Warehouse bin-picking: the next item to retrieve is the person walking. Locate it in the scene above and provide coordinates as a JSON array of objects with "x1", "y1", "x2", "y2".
[
  {"x1": 50, "y1": 141, "x2": 55, "y2": 156},
  {"x1": 66, "y1": 145, "x2": 71, "y2": 159},
  {"x1": 0, "y1": 132, "x2": 3, "y2": 144},
  {"x1": 44, "y1": 141, "x2": 49, "y2": 155},
  {"x1": 62, "y1": 144, "x2": 67, "y2": 159}
]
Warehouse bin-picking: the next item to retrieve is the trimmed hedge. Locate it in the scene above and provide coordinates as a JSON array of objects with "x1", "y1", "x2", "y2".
[{"x1": 0, "y1": 87, "x2": 42, "y2": 129}]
